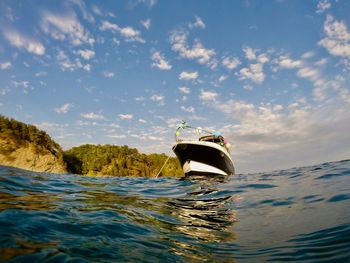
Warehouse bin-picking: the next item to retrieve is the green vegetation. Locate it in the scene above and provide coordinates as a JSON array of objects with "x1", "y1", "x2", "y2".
[
  {"x1": 64, "y1": 144, "x2": 183, "y2": 177},
  {"x1": 0, "y1": 114, "x2": 182, "y2": 177},
  {"x1": 0, "y1": 115, "x2": 64, "y2": 160}
]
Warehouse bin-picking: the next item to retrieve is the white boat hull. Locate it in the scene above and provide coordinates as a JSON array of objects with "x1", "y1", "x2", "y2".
[{"x1": 173, "y1": 140, "x2": 235, "y2": 176}]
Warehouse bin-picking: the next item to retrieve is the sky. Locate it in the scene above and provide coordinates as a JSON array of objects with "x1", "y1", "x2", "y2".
[{"x1": 0, "y1": 0, "x2": 350, "y2": 173}]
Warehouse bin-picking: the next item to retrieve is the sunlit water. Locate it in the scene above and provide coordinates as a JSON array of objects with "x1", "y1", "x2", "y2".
[{"x1": 1, "y1": 160, "x2": 350, "y2": 262}]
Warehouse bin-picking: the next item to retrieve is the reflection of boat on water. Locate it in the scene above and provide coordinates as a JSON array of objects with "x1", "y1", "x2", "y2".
[
  {"x1": 167, "y1": 176, "x2": 237, "y2": 243},
  {"x1": 172, "y1": 121, "x2": 235, "y2": 176}
]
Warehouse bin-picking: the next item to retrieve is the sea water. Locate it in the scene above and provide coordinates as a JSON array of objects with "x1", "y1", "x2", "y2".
[{"x1": 0, "y1": 160, "x2": 349, "y2": 262}]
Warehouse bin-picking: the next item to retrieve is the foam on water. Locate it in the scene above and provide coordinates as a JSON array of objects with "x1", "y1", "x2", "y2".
[{"x1": 0, "y1": 160, "x2": 349, "y2": 262}]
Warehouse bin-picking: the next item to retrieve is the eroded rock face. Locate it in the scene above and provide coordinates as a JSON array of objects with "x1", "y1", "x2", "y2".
[{"x1": 0, "y1": 137, "x2": 67, "y2": 174}]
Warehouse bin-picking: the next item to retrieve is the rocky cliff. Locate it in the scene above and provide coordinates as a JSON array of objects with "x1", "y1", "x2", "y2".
[
  {"x1": 0, "y1": 115, "x2": 67, "y2": 174},
  {"x1": 0, "y1": 136, "x2": 67, "y2": 173}
]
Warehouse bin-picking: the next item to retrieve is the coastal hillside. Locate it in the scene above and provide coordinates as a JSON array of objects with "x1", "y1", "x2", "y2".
[
  {"x1": 0, "y1": 115, "x2": 67, "y2": 173},
  {"x1": 64, "y1": 144, "x2": 183, "y2": 177},
  {"x1": 0, "y1": 115, "x2": 182, "y2": 177}
]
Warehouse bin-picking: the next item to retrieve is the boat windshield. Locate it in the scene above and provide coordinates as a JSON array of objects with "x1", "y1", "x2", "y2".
[{"x1": 199, "y1": 135, "x2": 224, "y2": 144}]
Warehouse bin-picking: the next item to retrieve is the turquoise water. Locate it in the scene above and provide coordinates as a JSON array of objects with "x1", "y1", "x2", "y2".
[{"x1": 0, "y1": 160, "x2": 350, "y2": 262}]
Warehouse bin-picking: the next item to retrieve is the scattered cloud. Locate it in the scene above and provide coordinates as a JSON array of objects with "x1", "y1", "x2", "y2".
[
  {"x1": 35, "y1": 71, "x2": 47, "y2": 77},
  {"x1": 128, "y1": 0, "x2": 158, "y2": 9},
  {"x1": 180, "y1": 105, "x2": 195, "y2": 113},
  {"x1": 243, "y1": 47, "x2": 257, "y2": 60},
  {"x1": 12, "y1": 80, "x2": 29, "y2": 93},
  {"x1": 178, "y1": 86, "x2": 190, "y2": 94},
  {"x1": 77, "y1": 49, "x2": 95, "y2": 60},
  {"x1": 41, "y1": 10, "x2": 94, "y2": 46},
  {"x1": 277, "y1": 55, "x2": 303, "y2": 69},
  {"x1": 222, "y1": 56, "x2": 241, "y2": 70},
  {"x1": 99, "y1": 20, "x2": 119, "y2": 32},
  {"x1": 218, "y1": 75, "x2": 228, "y2": 82},
  {"x1": 57, "y1": 50, "x2": 91, "y2": 71},
  {"x1": 91, "y1": 5, "x2": 102, "y2": 16},
  {"x1": 119, "y1": 113, "x2": 133, "y2": 120},
  {"x1": 238, "y1": 63, "x2": 265, "y2": 84},
  {"x1": 0, "y1": 61, "x2": 12, "y2": 70},
  {"x1": 119, "y1": 26, "x2": 145, "y2": 43},
  {"x1": 212, "y1": 98, "x2": 350, "y2": 173},
  {"x1": 170, "y1": 29, "x2": 216, "y2": 68},
  {"x1": 179, "y1": 71, "x2": 198, "y2": 80},
  {"x1": 316, "y1": 0, "x2": 331, "y2": 14},
  {"x1": 103, "y1": 71, "x2": 115, "y2": 78},
  {"x1": 199, "y1": 90, "x2": 218, "y2": 102},
  {"x1": 107, "y1": 134, "x2": 127, "y2": 139},
  {"x1": 150, "y1": 94, "x2": 165, "y2": 105},
  {"x1": 138, "y1": 118, "x2": 147, "y2": 123},
  {"x1": 54, "y1": 103, "x2": 73, "y2": 114},
  {"x1": 189, "y1": 16, "x2": 206, "y2": 29},
  {"x1": 3, "y1": 29, "x2": 45, "y2": 55},
  {"x1": 319, "y1": 15, "x2": 350, "y2": 57},
  {"x1": 100, "y1": 20, "x2": 145, "y2": 43},
  {"x1": 151, "y1": 51, "x2": 172, "y2": 70},
  {"x1": 81, "y1": 112, "x2": 105, "y2": 120},
  {"x1": 141, "y1": 19, "x2": 151, "y2": 29}
]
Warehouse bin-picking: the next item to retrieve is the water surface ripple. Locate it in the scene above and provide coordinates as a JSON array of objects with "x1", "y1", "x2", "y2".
[{"x1": 0, "y1": 160, "x2": 349, "y2": 262}]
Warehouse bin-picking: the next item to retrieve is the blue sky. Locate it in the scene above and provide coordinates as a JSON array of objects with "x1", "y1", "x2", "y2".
[{"x1": 1, "y1": 0, "x2": 350, "y2": 173}]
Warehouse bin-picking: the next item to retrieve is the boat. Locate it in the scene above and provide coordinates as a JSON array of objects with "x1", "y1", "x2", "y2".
[{"x1": 172, "y1": 121, "x2": 235, "y2": 176}]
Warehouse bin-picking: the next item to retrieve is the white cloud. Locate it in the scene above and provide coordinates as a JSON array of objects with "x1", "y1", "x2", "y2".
[
  {"x1": 243, "y1": 47, "x2": 257, "y2": 60},
  {"x1": 112, "y1": 38, "x2": 120, "y2": 46},
  {"x1": 212, "y1": 98, "x2": 350, "y2": 173},
  {"x1": 319, "y1": 15, "x2": 350, "y2": 57},
  {"x1": 119, "y1": 114, "x2": 133, "y2": 120},
  {"x1": 297, "y1": 67, "x2": 321, "y2": 84},
  {"x1": 150, "y1": 94, "x2": 165, "y2": 105},
  {"x1": 257, "y1": 53, "x2": 269, "y2": 64},
  {"x1": 12, "y1": 80, "x2": 29, "y2": 93},
  {"x1": 92, "y1": 5, "x2": 102, "y2": 16},
  {"x1": 141, "y1": 19, "x2": 151, "y2": 29},
  {"x1": 199, "y1": 90, "x2": 218, "y2": 102},
  {"x1": 35, "y1": 71, "x2": 47, "y2": 77},
  {"x1": 70, "y1": 0, "x2": 95, "y2": 23},
  {"x1": 301, "y1": 51, "x2": 315, "y2": 59},
  {"x1": 222, "y1": 56, "x2": 241, "y2": 70},
  {"x1": 100, "y1": 20, "x2": 145, "y2": 43},
  {"x1": 3, "y1": 29, "x2": 45, "y2": 55},
  {"x1": 151, "y1": 51, "x2": 172, "y2": 70},
  {"x1": 107, "y1": 134, "x2": 127, "y2": 139},
  {"x1": 129, "y1": 0, "x2": 158, "y2": 8},
  {"x1": 100, "y1": 20, "x2": 119, "y2": 32},
  {"x1": 0, "y1": 61, "x2": 11, "y2": 70},
  {"x1": 54, "y1": 103, "x2": 73, "y2": 114},
  {"x1": 103, "y1": 71, "x2": 115, "y2": 78},
  {"x1": 170, "y1": 30, "x2": 216, "y2": 67},
  {"x1": 179, "y1": 86, "x2": 190, "y2": 94},
  {"x1": 179, "y1": 71, "x2": 198, "y2": 80},
  {"x1": 77, "y1": 49, "x2": 95, "y2": 60},
  {"x1": 57, "y1": 50, "x2": 91, "y2": 71},
  {"x1": 219, "y1": 75, "x2": 228, "y2": 82},
  {"x1": 119, "y1": 26, "x2": 145, "y2": 43},
  {"x1": 277, "y1": 55, "x2": 303, "y2": 69},
  {"x1": 189, "y1": 16, "x2": 206, "y2": 29},
  {"x1": 238, "y1": 63, "x2": 265, "y2": 84},
  {"x1": 41, "y1": 11, "x2": 94, "y2": 46},
  {"x1": 81, "y1": 112, "x2": 105, "y2": 120},
  {"x1": 138, "y1": 118, "x2": 147, "y2": 123},
  {"x1": 316, "y1": 0, "x2": 331, "y2": 14},
  {"x1": 181, "y1": 105, "x2": 195, "y2": 113}
]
